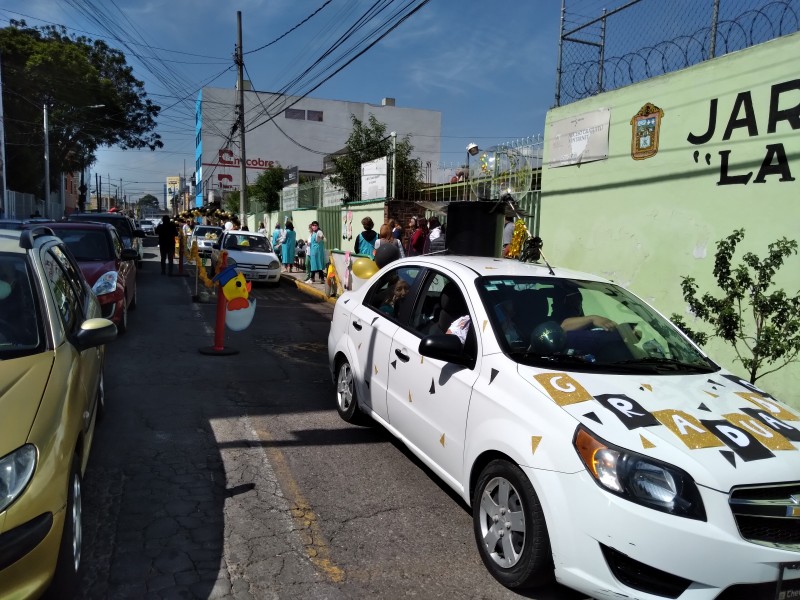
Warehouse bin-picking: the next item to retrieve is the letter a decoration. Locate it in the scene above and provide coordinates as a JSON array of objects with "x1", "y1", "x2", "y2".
[{"x1": 630, "y1": 103, "x2": 664, "y2": 161}]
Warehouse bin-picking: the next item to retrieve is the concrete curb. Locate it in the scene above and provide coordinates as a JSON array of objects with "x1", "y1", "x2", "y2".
[{"x1": 280, "y1": 273, "x2": 337, "y2": 305}]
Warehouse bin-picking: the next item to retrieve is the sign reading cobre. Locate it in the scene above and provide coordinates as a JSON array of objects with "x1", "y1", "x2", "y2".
[{"x1": 215, "y1": 148, "x2": 276, "y2": 169}]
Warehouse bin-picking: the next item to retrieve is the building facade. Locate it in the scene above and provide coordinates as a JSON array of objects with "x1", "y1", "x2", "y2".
[{"x1": 194, "y1": 86, "x2": 441, "y2": 207}]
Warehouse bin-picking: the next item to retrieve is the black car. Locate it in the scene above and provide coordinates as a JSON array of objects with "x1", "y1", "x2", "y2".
[{"x1": 67, "y1": 213, "x2": 145, "y2": 267}]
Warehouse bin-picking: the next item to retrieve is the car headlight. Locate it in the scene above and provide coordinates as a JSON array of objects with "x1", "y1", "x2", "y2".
[
  {"x1": 0, "y1": 445, "x2": 37, "y2": 512},
  {"x1": 92, "y1": 271, "x2": 119, "y2": 296},
  {"x1": 268, "y1": 260, "x2": 280, "y2": 269},
  {"x1": 574, "y1": 426, "x2": 706, "y2": 520}
]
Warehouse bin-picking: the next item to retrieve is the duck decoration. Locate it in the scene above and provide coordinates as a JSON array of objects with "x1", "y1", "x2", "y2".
[{"x1": 212, "y1": 265, "x2": 256, "y2": 331}]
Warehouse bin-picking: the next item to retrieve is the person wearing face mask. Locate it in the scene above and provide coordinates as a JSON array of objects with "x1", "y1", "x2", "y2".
[{"x1": 305, "y1": 221, "x2": 326, "y2": 284}]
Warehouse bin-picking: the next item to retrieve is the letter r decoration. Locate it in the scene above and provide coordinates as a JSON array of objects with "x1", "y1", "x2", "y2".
[{"x1": 630, "y1": 103, "x2": 664, "y2": 160}]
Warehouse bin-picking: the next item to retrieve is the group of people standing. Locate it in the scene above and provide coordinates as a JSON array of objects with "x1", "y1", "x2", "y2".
[
  {"x1": 353, "y1": 215, "x2": 446, "y2": 260},
  {"x1": 268, "y1": 220, "x2": 326, "y2": 284}
]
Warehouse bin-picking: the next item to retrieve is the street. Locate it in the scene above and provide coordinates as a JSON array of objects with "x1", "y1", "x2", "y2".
[{"x1": 75, "y1": 244, "x2": 587, "y2": 599}]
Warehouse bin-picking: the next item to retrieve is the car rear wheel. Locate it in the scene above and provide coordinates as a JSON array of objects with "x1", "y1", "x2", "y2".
[
  {"x1": 472, "y1": 459, "x2": 553, "y2": 590},
  {"x1": 49, "y1": 456, "x2": 82, "y2": 597},
  {"x1": 335, "y1": 359, "x2": 367, "y2": 424}
]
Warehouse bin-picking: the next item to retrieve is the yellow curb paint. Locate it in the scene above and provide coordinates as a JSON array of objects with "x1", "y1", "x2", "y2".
[{"x1": 254, "y1": 427, "x2": 345, "y2": 584}]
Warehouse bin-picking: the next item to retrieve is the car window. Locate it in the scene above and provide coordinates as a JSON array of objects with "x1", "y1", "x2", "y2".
[
  {"x1": 0, "y1": 254, "x2": 42, "y2": 355},
  {"x1": 111, "y1": 229, "x2": 123, "y2": 258},
  {"x1": 54, "y1": 229, "x2": 113, "y2": 261},
  {"x1": 365, "y1": 266, "x2": 422, "y2": 322},
  {"x1": 411, "y1": 272, "x2": 469, "y2": 338},
  {"x1": 42, "y1": 246, "x2": 83, "y2": 333}
]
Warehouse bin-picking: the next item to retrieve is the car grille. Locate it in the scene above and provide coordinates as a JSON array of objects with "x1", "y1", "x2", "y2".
[{"x1": 729, "y1": 482, "x2": 800, "y2": 548}]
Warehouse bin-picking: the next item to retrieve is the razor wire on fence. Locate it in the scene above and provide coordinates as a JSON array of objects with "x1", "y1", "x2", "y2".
[{"x1": 556, "y1": 0, "x2": 800, "y2": 106}]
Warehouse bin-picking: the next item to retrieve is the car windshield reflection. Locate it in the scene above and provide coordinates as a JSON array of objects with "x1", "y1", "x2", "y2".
[{"x1": 476, "y1": 276, "x2": 718, "y2": 375}]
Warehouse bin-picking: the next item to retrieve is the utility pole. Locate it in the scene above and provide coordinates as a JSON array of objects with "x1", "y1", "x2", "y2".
[
  {"x1": 97, "y1": 174, "x2": 101, "y2": 211},
  {"x1": 236, "y1": 11, "x2": 247, "y2": 226},
  {"x1": 43, "y1": 103, "x2": 50, "y2": 215}
]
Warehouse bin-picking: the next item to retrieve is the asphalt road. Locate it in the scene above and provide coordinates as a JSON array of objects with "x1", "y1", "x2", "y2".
[{"x1": 74, "y1": 242, "x2": 588, "y2": 600}]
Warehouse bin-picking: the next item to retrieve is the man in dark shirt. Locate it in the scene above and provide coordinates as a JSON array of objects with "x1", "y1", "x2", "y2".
[{"x1": 155, "y1": 216, "x2": 179, "y2": 275}]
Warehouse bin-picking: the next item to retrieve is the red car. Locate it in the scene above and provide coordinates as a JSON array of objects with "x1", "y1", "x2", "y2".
[{"x1": 42, "y1": 222, "x2": 138, "y2": 333}]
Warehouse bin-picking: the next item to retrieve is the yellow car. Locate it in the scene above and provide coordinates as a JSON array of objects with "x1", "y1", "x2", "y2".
[{"x1": 0, "y1": 227, "x2": 117, "y2": 599}]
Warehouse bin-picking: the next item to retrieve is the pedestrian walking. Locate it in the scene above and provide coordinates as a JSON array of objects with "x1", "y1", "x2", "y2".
[
  {"x1": 155, "y1": 215, "x2": 179, "y2": 276},
  {"x1": 281, "y1": 222, "x2": 297, "y2": 272},
  {"x1": 305, "y1": 221, "x2": 325, "y2": 283}
]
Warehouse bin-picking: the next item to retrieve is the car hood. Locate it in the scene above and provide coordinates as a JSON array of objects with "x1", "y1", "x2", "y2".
[
  {"x1": 77, "y1": 260, "x2": 117, "y2": 286},
  {"x1": 0, "y1": 353, "x2": 53, "y2": 453},
  {"x1": 521, "y1": 365, "x2": 800, "y2": 491},
  {"x1": 227, "y1": 249, "x2": 279, "y2": 264}
]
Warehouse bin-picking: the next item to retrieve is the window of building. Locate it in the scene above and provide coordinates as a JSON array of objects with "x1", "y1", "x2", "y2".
[
  {"x1": 285, "y1": 108, "x2": 305, "y2": 120},
  {"x1": 307, "y1": 110, "x2": 324, "y2": 122}
]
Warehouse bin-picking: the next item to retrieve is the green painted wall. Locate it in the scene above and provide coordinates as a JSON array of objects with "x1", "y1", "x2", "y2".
[{"x1": 542, "y1": 32, "x2": 800, "y2": 406}]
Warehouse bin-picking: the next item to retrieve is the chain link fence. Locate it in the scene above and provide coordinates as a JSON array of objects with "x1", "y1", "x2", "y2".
[{"x1": 556, "y1": 0, "x2": 800, "y2": 106}]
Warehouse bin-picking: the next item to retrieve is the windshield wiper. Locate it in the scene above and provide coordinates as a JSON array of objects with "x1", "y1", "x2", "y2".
[{"x1": 614, "y1": 356, "x2": 716, "y2": 373}]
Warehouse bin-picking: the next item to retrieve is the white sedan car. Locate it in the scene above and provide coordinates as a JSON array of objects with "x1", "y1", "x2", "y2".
[
  {"x1": 214, "y1": 230, "x2": 280, "y2": 285},
  {"x1": 327, "y1": 254, "x2": 800, "y2": 598}
]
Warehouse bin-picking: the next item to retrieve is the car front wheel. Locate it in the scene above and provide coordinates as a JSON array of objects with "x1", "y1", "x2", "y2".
[
  {"x1": 335, "y1": 358, "x2": 367, "y2": 424},
  {"x1": 472, "y1": 459, "x2": 553, "y2": 590},
  {"x1": 48, "y1": 456, "x2": 83, "y2": 597}
]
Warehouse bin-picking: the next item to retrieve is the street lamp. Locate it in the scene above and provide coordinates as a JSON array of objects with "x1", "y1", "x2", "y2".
[{"x1": 465, "y1": 143, "x2": 480, "y2": 200}]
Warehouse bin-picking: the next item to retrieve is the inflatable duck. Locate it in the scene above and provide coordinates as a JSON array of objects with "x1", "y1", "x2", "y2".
[{"x1": 212, "y1": 266, "x2": 256, "y2": 331}]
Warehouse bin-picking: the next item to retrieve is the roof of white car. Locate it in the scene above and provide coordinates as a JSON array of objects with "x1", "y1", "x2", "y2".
[{"x1": 393, "y1": 254, "x2": 611, "y2": 284}]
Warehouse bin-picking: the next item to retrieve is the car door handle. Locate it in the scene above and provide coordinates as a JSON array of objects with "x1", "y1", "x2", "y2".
[
  {"x1": 352, "y1": 321, "x2": 362, "y2": 331},
  {"x1": 394, "y1": 349, "x2": 409, "y2": 362}
]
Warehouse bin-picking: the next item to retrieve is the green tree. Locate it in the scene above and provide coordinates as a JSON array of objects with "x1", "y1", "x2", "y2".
[
  {"x1": 248, "y1": 166, "x2": 285, "y2": 213},
  {"x1": 0, "y1": 21, "x2": 162, "y2": 194},
  {"x1": 671, "y1": 229, "x2": 800, "y2": 383},
  {"x1": 136, "y1": 194, "x2": 160, "y2": 215},
  {"x1": 330, "y1": 114, "x2": 422, "y2": 201}
]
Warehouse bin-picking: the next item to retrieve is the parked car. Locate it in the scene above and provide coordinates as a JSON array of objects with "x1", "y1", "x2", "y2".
[
  {"x1": 0, "y1": 218, "x2": 56, "y2": 230},
  {"x1": 41, "y1": 222, "x2": 138, "y2": 334},
  {"x1": 327, "y1": 254, "x2": 800, "y2": 599},
  {"x1": 212, "y1": 230, "x2": 280, "y2": 285},
  {"x1": 138, "y1": 219, "x2": 155, "y2": 236},
  {"x1": 190, "y1": 225, "x2": 223, "y2": 258},
  {"x1": 67, "y1": 212, "x2": 145, "y2": 268},
  {"x1": 0, "y1": 225, "x2": 117, "y2": 598}
]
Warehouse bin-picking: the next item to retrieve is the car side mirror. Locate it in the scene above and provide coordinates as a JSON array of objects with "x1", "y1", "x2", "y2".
[
  {"x1": 73, "y1": 317, "x2": 118, "y2": 351},
  {"x1": 120, "y1": 248, "x2": 138, "y2": 261},
  {"x1": 419, "y1": 334, "x2": 473, "y2": 367}
]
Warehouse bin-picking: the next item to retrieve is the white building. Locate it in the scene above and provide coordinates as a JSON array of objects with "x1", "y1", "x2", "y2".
[{"x1": 194, "y1": 85, "x2": 442, "y2": 206}]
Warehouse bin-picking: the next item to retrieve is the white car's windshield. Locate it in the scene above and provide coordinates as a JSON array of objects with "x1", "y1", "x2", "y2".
[
  {"x1": 224, "y1": 234, "x2": 271, "y2": 253},
  {"x1": 476, "y1": 276, "x2": 717, "y2": 374}
]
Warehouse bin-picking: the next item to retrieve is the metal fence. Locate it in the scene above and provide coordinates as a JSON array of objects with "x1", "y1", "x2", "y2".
[
  {"x1": 4, "y1": 190, "x2": 60, "y2": 220},
  {"x1": 556, "y1": 0, "x2": 800, "y2": 106}
]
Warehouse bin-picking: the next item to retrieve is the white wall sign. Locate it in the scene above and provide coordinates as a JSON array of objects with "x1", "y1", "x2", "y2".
[
  {"x1": 547, "y1": 108, "x2": 611, "y2": 168},
  {"x1": 361, "y1": 156, "x2": 387, "y2": 201}
]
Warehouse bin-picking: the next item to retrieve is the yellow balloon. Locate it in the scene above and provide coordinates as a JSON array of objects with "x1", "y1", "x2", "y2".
[{"x1": 352, "y1": 257, "x2": 378, "y2": 279}]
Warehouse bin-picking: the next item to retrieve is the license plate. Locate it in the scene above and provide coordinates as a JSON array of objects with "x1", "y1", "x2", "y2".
[{"x1": 777, "y1": 562, "x2": 800, "y2": 600}]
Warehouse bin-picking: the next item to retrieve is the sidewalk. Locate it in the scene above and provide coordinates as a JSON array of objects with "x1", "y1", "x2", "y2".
[{"x1": 279, "y1": 267, "x2": 338, "y2": 305}]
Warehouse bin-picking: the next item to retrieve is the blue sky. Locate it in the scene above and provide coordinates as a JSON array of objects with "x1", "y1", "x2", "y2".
[{"x1": 0, "y1": 0, "x2": 588, "y2": 200}]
